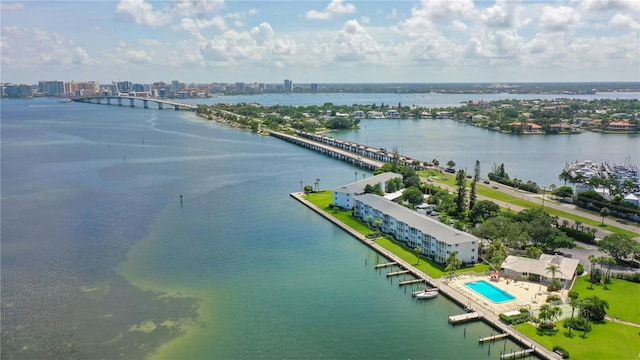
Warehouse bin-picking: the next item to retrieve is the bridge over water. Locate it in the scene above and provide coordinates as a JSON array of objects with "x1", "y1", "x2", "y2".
[{"x1": 71, "y1": 95, "x2": 198, "y2": 111}]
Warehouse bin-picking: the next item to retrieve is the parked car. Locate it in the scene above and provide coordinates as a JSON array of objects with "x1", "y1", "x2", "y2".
[
  {"x1": 492, "y1": 185, "x2": 499, "y2": 189},
  {"x1": 483, "y1": 180, "x2": 490, "y2": 184}
]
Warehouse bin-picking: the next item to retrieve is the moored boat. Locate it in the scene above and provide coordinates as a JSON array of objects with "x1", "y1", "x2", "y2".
[{"x1": 413, "y1": 288, "x2": 438, "y2": 299}]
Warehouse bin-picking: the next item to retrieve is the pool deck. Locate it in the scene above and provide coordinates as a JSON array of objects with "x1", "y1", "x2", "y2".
[{"x1": 448, "y1": 274, "x2": 566, "y2": 316}]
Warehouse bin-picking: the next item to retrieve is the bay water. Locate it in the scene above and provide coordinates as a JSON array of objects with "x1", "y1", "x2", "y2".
[{"x1": 1, "y1": 94, "x2": 636, "y2": 359}]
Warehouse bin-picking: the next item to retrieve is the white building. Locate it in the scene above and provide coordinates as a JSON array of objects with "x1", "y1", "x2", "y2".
[
  {"x1": 353, "y1": 193, "x2": 478, "y2": 264},
  {"x1": 385, "y1": 110, "x2": 400, "y2": 118},
  {"x1": 368, "y1": 111, "x2": 385, "y2": 119},
  {"x1": 331, "y1": 172, "x2": 401, "y2": 210},
  {"x1": 352, "y1": 110, "x2": 365, "y2": 118},
  {"x1": 500, "y1": 254, "x2": 579, "y2": 286}
]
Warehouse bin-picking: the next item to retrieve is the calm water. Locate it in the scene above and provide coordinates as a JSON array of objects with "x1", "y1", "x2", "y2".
[{"x1": 1, "y1": 94, "x2": 636, "y2": 359}]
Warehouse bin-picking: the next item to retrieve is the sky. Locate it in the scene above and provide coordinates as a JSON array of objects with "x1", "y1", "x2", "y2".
[{"x1": 1, "y1": 0, "x2": 639, "y2": 85}]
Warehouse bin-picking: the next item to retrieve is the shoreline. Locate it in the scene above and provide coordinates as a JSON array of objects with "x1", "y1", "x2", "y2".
[{"x1": 290, "y1": 191, "x2": 560, "y2": 360}]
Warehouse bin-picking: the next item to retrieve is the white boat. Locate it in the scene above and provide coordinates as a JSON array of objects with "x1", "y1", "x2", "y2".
[{"x1": 413, "y1": 288, "x2": 438, "y2": 299}]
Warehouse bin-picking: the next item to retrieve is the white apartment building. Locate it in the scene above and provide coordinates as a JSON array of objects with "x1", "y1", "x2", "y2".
[
  {"x1": 331, "y1": 172, "x2": 402, "y2": 210},
  {"x1": 353, "y1": 193, "x2": 478, "y2": 264}
]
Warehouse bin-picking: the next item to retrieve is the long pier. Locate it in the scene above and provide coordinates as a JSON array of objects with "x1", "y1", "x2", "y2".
[
  {"x1": 269, "y1": 130, "x2": 421, "y2": 171},
  {"x1": 290, "y1": 191, "x2": 561, "y2": 360},
  {"x1": 386, "y1": 270, "x2": 410, "y2": 277}
]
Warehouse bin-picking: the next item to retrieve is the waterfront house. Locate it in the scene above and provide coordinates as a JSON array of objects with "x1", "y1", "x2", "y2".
[
  {"x1": 420, "y1": 111, "x2": 432, "y2": 119},
  {"x1": 353, "y1": 193, "x2": 478, "y2": 264},
  {"x1": 352, "y1": 110, "x2": 365, "y2": 118},
  {"x1": 367, "y1": 111, "x2": 385, "y2": 119},
  {"x1": 500, "y1": 254, "x2": 579, "y2": 286},
  {"x1": 331, "y1": 172, "x2": 402, "y2": 210},
  {"x1": 607, "y1": 121, "x2": 637, "y2": 131},
  {"x1": 471, "y1": 114, "x2": 488, "y2": 122},
  {"x1": 385, "y1": 110, "x2": 400, "y2": 118}
]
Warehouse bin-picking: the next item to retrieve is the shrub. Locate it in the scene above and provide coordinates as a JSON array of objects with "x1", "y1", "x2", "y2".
[
  {"x1": 546, "y1": 294, "x2": 561, "y2": 303},
  {"x1": 553, "y1": 345, "x2": 570, "y2": 359},
  {"x1": 576, "y1": 263, "x2": 584, "y2": 275},
  {"x1": 611, "y1": 271, "x2": 640, "y2": 283}
]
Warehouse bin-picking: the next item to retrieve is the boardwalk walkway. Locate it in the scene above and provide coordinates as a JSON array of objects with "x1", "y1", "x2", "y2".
[{"x1": 291, "y1": 191, "x2": 561, "y2": 360}]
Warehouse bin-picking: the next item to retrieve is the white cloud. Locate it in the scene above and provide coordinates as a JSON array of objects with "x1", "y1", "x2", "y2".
[
  {"x1": 360, "y1": 16, "x2": 370, "y2": 24},
  {"x1": 609, "y1": 13, "x2": 640, "y2": 30},
  {"x1": 178, "y1": 16, "x2": 227, "y2": 40},
  {"x1": 386, "y1": 9, "x2": 397, "y2": 20},
  {"x1": 450, "y1": 19, "x2": 468, "y2": 31},
  {"x1": 539, "y1": 5, "x2": 580, "y2": 32},
  {"x1": 411, "y1": 0, "x2": 475, "y2": 20},
  {"x1": 581, "y1": 0, "x2": 640, "y2": 13},
  {"x1": 0, "y1": 2, "x2": 24, "y2": 11},
  {"x1": 1, "y1": 26, "x2": 93, "y2": 70},
  {"x1": 173, "y1": 0, "x2": 224, "y2": 18},
  {"x1": 305, "y1": 0, "x2": 356, "y2": 21},
  {"x1": 481, "y1": 0, "x2": 524, "y2": 29},
  {"x1": 116, "y1": 0, "x2": 173, "y2": 28}
]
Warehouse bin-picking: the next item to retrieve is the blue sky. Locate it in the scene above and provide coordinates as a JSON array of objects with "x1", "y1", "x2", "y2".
[{"x1": 1, "y1": 0, "x2": 639, "y2": 84}]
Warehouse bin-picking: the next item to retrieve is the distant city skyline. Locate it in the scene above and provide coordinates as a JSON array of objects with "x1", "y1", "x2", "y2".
[{"x1": 1, "y1": 0, "x2": 639, "y2": 84}]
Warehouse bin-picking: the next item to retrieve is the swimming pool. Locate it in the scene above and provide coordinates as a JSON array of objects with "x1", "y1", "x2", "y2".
[{"x1": 464, "y1": 280, "x2": 515, "y2": 303}]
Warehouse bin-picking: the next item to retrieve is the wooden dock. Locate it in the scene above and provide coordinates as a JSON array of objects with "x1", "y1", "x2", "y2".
[
  {"x1": 386, "y1": 270, "x2": 410, "y2": 277},
  {"x1": 399, "y1": 279, "x2": 423, "y2": 286},
  {"x1": 500, "y1": 348, "x2": 535, "y2": 359},
  {"x1": 478, "y1": 333, "x2": 508, "y2": 343},
  {"x1": 448, "y1": 312, "x2": 482, "y2": 324},
  {"x1": 374, "y1": 262, "x2": 397, "y2": 269}
]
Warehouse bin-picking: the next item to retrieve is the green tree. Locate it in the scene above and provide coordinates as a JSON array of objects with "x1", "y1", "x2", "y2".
[
  {"x1": 469, "y1": 160, "x2": 480, "y2": 210},
  {"x1": 432, "y1": 158, "x2": 439, "y2": 167},
  {"x1": 597, "y1": 233, "x2": 640, "y2": 262},
  {"x1": 304, "y1": 185, "x2": 313, "y2": 193},
  {"x1": 415, "y1": 246, "x2": 423, "y2": 265},
  {"x1": 446, "y1": 160, "x2": 456, "y2": 170},
  {"x1": 455, "y1": 169, "x2": 466, "y2": 215},
  {"x1": 567, "y1": 291, "x2": 580, "y2": 336},
  {"x1": 445, "y1": 251, "x2": 462, "y2": 277},
  {"x1": 468, "y1": 200, "x2": 500, "y2": 224},
  {"x1": 600, "y1": 207, "x2": 609, "y2": 225},
  {"x1": 580, "y1": 296, "x2": 609, "y2": 321},
  {"x1": 524, "y1": 245, "x2": 542, "y2": 259},
  {"x1": 545, "y1": 263, "x2": 562, "y2": 284},
  {"x1": 402, "y1": 186, "x2": 425, "y2": 206},
  {"x1": 483, "y1": 239, "x2": 508, "y2": 271},
  {"x1": 558, "y1": 168, "x2": 572, "y2": 186}
]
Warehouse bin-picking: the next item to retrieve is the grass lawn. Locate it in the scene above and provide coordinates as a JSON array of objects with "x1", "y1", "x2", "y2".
[
  {"x1": 572, "y1": 275, "x2": 640, "y2": 324},
  {"x1": 302, "y1": 190, "x2": 490, "y2": 279},
  {"x1": 516, "y1": 321, "x2": 640, "y2": 360}
]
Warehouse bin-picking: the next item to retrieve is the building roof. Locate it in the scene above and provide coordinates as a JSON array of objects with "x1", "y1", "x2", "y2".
[
  {"x1": 501, "y1": 254, "x2": 579, "y2": 281},
  {"x1": 332, "y1": 172, "x2": 401, "y2": 194},
  {"x1": 354, "y1": 193, "x2": 478, "y2": 246}
]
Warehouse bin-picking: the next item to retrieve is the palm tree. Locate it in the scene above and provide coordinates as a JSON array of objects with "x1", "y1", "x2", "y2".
[
  {"x1": 446, "y1": 160, "x2": 456, "y2": 170},
  {"x1": 299, "y1": 180, "x2": 303, "y2": 191},
  {"x1": 354, "y1": 171, "x2": 358, "y2": 182},
  {"x1": 567, "y1": 291, "x2": 580, "y2": 336},
  {"x1": 445, "y1": 251, "x2": 462, "y2": 278},
  {"x1": 600, "y1": 207, "x2": 609, "y2": 225},
  {"x1": 558, "y1": 168, "x2": 572, "y2": 186},
  {"x1": 545, "y1": 263, "x2": 562, "y2": 284},
  {"x1": 315, "y1": 178, "x2": 320, "y2": 191},
  {"x1": 415, "y1": 246, "x2": 423, "y2": 265}
]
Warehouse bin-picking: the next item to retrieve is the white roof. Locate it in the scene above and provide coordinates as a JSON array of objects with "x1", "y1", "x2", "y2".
[
  {"x1": 501, "y1": 254, "x2": 579, "y2": 281},
  {"x1": 331, "y1": 172, "x2": 401, "y2": 194},
  {"x1": 354, "y1": 193, "x2": 478, "y2": 246}
]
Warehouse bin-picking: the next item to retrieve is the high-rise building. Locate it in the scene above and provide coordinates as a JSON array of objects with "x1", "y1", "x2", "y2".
[
  {"x1": 38, "y1": 80, "x2": 65, "y2": 96},
  {"x1": 117, "y1": 81, "x2": 133, "y2": 93},
  {"x1": 311, "y1": 83, "x2": 318, "y2": 93},
  {"x1": 172, "y1": 80, "x2": 180, "y2": 95},
  {"x1": 284, "y1": 79, "x2": 292, "y2": 92},
  {"x1": 4, "y1": 84, "x2": 33, "y2": 97},
  {"x1": 235, "y1": 82, "x2": 245, "y2": 92}
]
